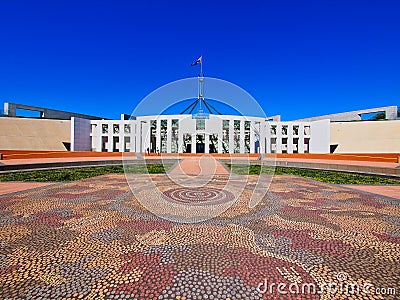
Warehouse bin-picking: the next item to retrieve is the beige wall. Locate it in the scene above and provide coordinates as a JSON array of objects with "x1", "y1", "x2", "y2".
[
  {"x1": 1, "y1": 117, "x2": 399, "y2": 153},
  {"x1": 331, "y1": 120, "x2": 400, "y2": 153},
  {"x1": 0, "y1": 117, "x2": 70, "y2": 150}
]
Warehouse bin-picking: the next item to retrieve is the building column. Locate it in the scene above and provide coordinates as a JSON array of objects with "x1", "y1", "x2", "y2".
[
  {"x1": 298, "y1": 124, "x2": 305, "y2": 153},
  {"x1": 105, "y1": 123, "x2": 111, "y2": 152},
  {"x1": 250, "y1": 121, "x2": 255, "y2": 153},
  {"x1": 191, "y1": 134, "x2": 196, "y2": 154},
  {"x1": 265, "y1": 122, "x2": 276, "y2": 153},
  {"x1": 287, "y1": 124, "x2": 293, "y2": 154},
  {"x1": 218, "y1": 133, "x2": 223, "y2": 154},
  {"x1": 240, "y1": 120, "x2": 245, "y2": 153},
  {"x1": 119, "y1": 121, "x2": 124, "y2": 152},
  {"x1": 178, "y1": 132, "x2": 183, "y2": 154},
  {"x1": 137, "y1": 122, "x2": 142, "y2": 153},
  {"x1": 4, "y1": 102, "x2": 16, "y2": 117},
  {"x1": 95, "y1": 123, "x2": 102, "y2": 152},
  {"x1": 276, "y1": 123, "x2": 282, "y2": 153},
  {"x1": 155, "y1": 119, "x2": 161, "y2": 153},
  {"x1": 229, "y1": 120, "x2": 234, "y2": 154},
  {"x1": 167, "y1": 119, "x2": 172, "y2": 153},
  {"x1": 138, "y1": 121, "x2": 149, "y2": 153},
  {"x1": 262, "y1": 122, "x2": 268, "y2": 154},
  {"x1": 205, "y1": 134, "x2": 210, "y2": 154},
  {"x1": 144, "y1": 122, "x2": 151, "y2": 153},
  {"x1": 129, "y1": 121, "x2": 135, "y2": 152}
]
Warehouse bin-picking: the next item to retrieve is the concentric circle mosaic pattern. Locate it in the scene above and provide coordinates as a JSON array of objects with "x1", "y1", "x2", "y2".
[
  {"x1": 162, "y1": 187, "x2": 235, "y2": 205},
  {"x1": 1, "y1": 174, "x2": 399, "y2": 299}
]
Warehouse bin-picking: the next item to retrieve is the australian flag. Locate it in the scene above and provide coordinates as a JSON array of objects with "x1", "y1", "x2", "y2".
[{"x1": 191, "y1": 56, "x2": 202, "y2": 66}]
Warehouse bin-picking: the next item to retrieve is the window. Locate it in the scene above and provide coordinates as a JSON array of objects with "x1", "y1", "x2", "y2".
[
  {"x1": 282, "y1": 125, "x2": 288, "y2": 136},
  {"x1": 270, "y1": 138, "x2": 277, "y2": 153},
  {"x1": 150, "y1": 120, "x2": 157, "y2": 152},
  {"x1": 244, "y1": 121, "x2": 250, "y2": 153},
  {"x1": 124, "y1": 124, "x2": 131, "y2": 134},
  {"x1": 304, "y1": 138, "x2": 310, "y2": 153},
  {"x1": 282, "y1": 138, "x2": 288, "y2": 153},
  {"x1": 102, "y1": 124, "x2": 108, "y2": 134},
  {"x1": 160, "y1": 120, "x2": 167, "y2": 153},
  {"x1": 209, "y1": 134, "x2": 218, "y2": 153},
  {"x1": 196, "y1": 119, "x2": 205, "y2": 130},
  {"x1": 254, "y1": 122, "x2": 260, "y2": 153},
  {"x1": 304, "y1": 126, "x2": 310, "y2": 136},
  {"x1": 293, "y1": 125, "x2": 299, "y2": 136},
  {"x1": 293, "y1": 138, "x2": 299, "y2": 153},
  {"x1": 124, "y1": 137, "x2": 130, "y2": 152},
  {"x1": 234, "y1": 120, "x2": 240, "y2": 153},
  {"x1": 222, "y1": 120, "x2": 229, "y2": 153},
  {"x1": 270, "y1": 125, "x2": 277, "y2": 135},
  {"x1": 113, "y1": 124, "x2": 119, "y2": 134},
  {"x1": 171, "y1": 119, "x2": 179, "y2": 153},
  {"x1": 182, "y1": 133, "x2": 191, "y2": 153}
]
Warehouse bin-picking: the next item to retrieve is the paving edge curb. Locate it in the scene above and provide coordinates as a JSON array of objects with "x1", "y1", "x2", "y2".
[
  {"x1": 219, "y1": 159, "x2": 400, "y2": 179},
  {"x1": 0, "y1": 159, "x2": 181, "y2": 174}
]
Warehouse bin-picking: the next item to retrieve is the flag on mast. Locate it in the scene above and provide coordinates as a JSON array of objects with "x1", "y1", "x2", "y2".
[{"x1": 191, "y1": 56, "x2": 202, "y2": 66}]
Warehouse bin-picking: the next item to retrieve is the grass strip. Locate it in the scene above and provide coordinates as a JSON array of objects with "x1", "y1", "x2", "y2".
[
  {"x1": 0, "y1": 164, "x2": 171, "y2": 182},
  {"x1": 2, "y1": 163, "x2": 398, "y2": 185},
  {"x1": 226, "y1": 164, "x2": 400, "y2": 185}
]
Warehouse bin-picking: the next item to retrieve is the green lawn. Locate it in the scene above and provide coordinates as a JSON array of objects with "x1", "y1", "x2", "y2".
[
  {"x1": 1, "y1": 163, "x2": 398, "y2": 185},
  {"x1": 227, "y1": 164, "x2": 400, "y2": 185},
  {"x1": 0, "y1": 164, "x2": 171, "y2": 182}
]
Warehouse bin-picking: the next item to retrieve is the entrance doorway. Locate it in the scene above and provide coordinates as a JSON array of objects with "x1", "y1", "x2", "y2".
[
  {"x1": 183, "y1": 133, "x2": 192, "y2": 153},
  {"x1": 196, "y1": 134, "x2": 205, "y2": 153},
  {"x1": 209, "y1": 134, "x2": 218, "y2": 153},
  {"x1": 150, "y1": 120, "x2": 156, "y2": 153}
]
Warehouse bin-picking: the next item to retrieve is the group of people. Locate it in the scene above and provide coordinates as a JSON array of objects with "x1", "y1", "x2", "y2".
[{"x1": 146, "y1": 147, "x2": 161, "y2": 156}]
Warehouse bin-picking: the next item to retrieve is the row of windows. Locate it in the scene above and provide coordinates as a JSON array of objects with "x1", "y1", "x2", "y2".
[
  {"x1": 270, "y1": 137, "x2": 310, "y2": 153},
  {"x1": 198, "y1": 119, "x2": 253, "y2": 131},
  {"x1": 99, "y1": 124, "x2": 132, "y2": 134},
  {"x1": 97, "y1": 119, "x2": 181, "y2": 136},
  {"x1": 96, "y1": 135, "x2": 310, "y2": 154},
  {"x1": 141, "y1": 119, "x2": 260, "y2": 132},
  {"x1": 270, "y1": 125, "x2": 310, "y2": 136},
  {"x1": 150, "y1": 119, "x2": 180, "y2": 153},
  {"x1": 96, "y1": 120, "x2": 309, "y2": 137}
]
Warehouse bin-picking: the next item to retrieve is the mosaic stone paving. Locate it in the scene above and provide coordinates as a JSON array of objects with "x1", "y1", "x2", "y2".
[
  {"x1": 0, "y1": 174, "x2": 399, "y2": 299},
  {"x1": 162, "y1": 187, "x2": 236, "y2": 205}
]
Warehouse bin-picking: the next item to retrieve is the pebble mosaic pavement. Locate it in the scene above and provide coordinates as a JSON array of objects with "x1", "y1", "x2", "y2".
[{"x1": 0, "y1": 174, "x2": 399, "y2": 299}]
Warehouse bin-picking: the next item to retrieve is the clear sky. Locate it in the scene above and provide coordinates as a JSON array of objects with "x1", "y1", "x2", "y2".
[{"x1": 1, "y1": 0, "x2": 399, "y2": 120}]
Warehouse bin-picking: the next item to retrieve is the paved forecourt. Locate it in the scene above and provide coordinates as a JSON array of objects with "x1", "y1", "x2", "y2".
[
  {"x1": 1, "y1": 167, "x2": 400, "y2": 299},
  {"x1": 0, "y1": 182, "x2": 57, "y2": 196},
  {"x1": 168, "y1": 156, "x2": 230, "y2": 176}
]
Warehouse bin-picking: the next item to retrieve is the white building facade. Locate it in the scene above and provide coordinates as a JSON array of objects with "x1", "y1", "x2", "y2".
[{"x1": 87, "y1": 114, "x2": 330, "y2": 154}]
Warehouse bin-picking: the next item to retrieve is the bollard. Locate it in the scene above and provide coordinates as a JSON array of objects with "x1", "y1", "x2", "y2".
[{"x1": 0, "y1": 153, "x2": 2, "y2": 160}]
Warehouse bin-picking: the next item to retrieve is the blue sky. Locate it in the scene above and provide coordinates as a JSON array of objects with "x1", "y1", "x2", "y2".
[{"x1": 0, "y1": 0, "x2": 399, "y2": 120}]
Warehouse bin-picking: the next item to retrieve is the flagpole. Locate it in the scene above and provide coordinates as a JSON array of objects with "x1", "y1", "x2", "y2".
[
  {"x1": 200, "y1": 56, "x2": 203, "y2": 77},
  {"x1": 198, "y1": 56, "x2": 204, "y2": 111},
  {"x1": 183, "y1": 55, "x2": 210, "y2": 118}
]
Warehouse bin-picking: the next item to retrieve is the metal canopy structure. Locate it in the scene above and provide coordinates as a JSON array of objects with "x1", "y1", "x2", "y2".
[{"x1": 180, "y1": 56, "x2": 222, "y2": 119}]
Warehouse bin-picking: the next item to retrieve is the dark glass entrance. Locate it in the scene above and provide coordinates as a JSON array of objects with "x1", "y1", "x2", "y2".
[
  {"x1": 183, "y1": 133, "x2": 192, "y2": 153},
  {"x1": 196, "y1": 134, "x2": 205, "y2": 153},
  {"x1": 209, "y1": 134, "x2": 218, "y2": 153}
]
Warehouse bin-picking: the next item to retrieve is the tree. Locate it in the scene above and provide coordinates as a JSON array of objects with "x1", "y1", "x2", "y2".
[{"x1": 371, "y1": 112, "x2": 386, "y2": 120}]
